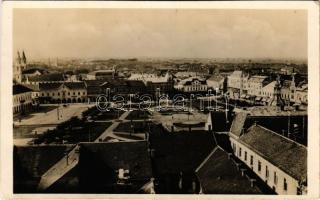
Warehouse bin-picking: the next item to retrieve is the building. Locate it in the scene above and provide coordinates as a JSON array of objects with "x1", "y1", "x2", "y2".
[
  {"x1": 205, "y1": 111, "x2": 232, "y2": 132},
  {"x1": 247, "y1": 76, "x2": 269, "y2": 96},
  {"x1": 84, "y1": 80, "x2": 106, "y2": 103},
  {"x1": 229, "y1": 123, "x2": 307, "y2": 195},
  {"x1": 38, "y1": 82, "x2": 87, "y2": 103},
  {"x1": 13, "y1": 51, "x2": 27, "y2": 83},
  {"x1": 79, "y1": 141, "x2": 153, "y2": 193},
  {"x1": 196, "y1": 146, "x2": 271, "y2": 194},
  {"x1": 25, "y1": 73, "x2": 65, "y2": 85},
  {"x1": 87, "y1": 68, "x2": 118, "y2": 80},
  {"x1": 128, "y1": 72, "x2": 173, "y2": 95},
  {"x1": 227, "y1": 71, "x2": 249, "y2": 99},
  {"x1": 294, "y1": 83, "x2": 308, "y2": 105},
  {"x1": 206, "y1": 75, "x2": 226, "y2": 93},
  {"x1": 174, "y1": 77, "x2": 208, "y2": 93},
  {"x1": 13, "y1": 84, "x2": 33, "y2": 114}
]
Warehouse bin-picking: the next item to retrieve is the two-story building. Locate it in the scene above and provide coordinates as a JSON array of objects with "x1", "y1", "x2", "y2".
[
  {"x1": 206, "y1": 75, "x2": 226, "y2": 93},
  {"x1": 175, "y1": 77, "x2": 208, "y2": 93},
  {"x1": 38, "y1": 82, "x2": 87, "y2": 103},
  {"x1": 13, "y1": 84, "x2": 33, "y2": 114}
]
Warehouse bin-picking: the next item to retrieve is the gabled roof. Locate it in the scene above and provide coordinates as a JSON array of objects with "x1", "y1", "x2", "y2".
[
  {"x1": 13, "y1": 84, "x2": 33, "y2": 95},
  {"x1": 239, "y1": 125, "x2": 307, "y2": 181},
  {"x1": 196, "y1": 146, "x2": 264, "y2": 194},
  {"x1": 149, "y1": 131, "x2": 215, "y2": 174},
  {"x1": 229, "y1": 112, "x2": 248, "y2": 137}
]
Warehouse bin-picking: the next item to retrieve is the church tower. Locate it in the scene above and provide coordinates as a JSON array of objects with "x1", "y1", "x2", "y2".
[{"x1": 13, "y1": 50, "x2": 27, "y2": 84}]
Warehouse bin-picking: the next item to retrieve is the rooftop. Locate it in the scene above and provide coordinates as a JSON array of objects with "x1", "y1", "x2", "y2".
[
  {"x1": 28, "y1": 73, "x2": 65, "y2": 82},
  {"x1": 13, "y1": 84, "x2": 33, "y2": 95},
  {"x1": 196, "y1": 146, "x2": 265, "y2": 194},
  {"x1": 239, "y1": 125, "x2": 307, "y2": 181}
]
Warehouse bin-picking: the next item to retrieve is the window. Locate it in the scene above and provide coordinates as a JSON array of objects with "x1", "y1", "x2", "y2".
[
  {"x1": 239, "y1": 148, "x2": 242, "y2": 157},
  {"x1": 68, "y1": 92, "x2": 70, "y2": 95},
  {"x1": 258, "y1": 161, "x2": 261, "y2": 172},
  {"x1": 266, "y1": 166, "x2": 269, "y2": 178},
  {"x1": 47, "y1": 93, "x2": 49, "y2": 96},
  {"x1": 73, "y1": 92, "x2": 75, "y2": 95},
  {"x1": 58, "y1": 92, "x2": 60, "y2": 96},
  {"x1": 42, "y1": 93, "x2": 44, "y2": 97},
  {"x1": 284, "y1": 178, "x2": 287, "y2": 191},
  {"x1": 78, "y1": 92, "x2": 80, "y2": 95},
  {"x1": 52, "y1": 93, "x2": 55, "y2": 96},
  {"x1": 83, "y1": 92, "x2": 85, "y2": 95},
  {"x1": 274, "y1": 171, "x2": 278, "y2": 185},
  {"x1": 250, "y1": 155, "x2": 253, "y2": 165},
  {"x1": 244, "y1": 151, "x2": 247, "y2": 161}
]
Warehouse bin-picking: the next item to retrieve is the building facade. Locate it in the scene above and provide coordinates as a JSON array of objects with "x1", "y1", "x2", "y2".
[
  {"x1": 175, "y1": 77, "x2": 208, "y2": 93},
  {"x1": 38, "y1": 82, "x2": 87, "y2": 103},
  {"x1": 13, "y1": 84, "x2": 33, "y2": 114}
]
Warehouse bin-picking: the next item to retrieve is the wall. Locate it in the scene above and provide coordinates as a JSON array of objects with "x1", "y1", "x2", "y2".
[{"x1": 229, "y1": 136, "x2": 303, "y2": 195}]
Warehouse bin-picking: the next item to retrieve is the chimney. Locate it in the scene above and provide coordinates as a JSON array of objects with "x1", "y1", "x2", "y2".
[{"x1": 250, "y1": 179, "x2": 256, "y2": 188}]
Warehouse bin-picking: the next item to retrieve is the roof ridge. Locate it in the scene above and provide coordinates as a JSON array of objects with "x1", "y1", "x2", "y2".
[
  {"x1": 250, "y1": 124, "x2": 307, "y2": 149},
  {"x1": 195, "y1": 146, "x2": 219, "y2": 173}
]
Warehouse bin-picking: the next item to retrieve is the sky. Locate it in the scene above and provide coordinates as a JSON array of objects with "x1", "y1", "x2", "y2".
[{"x1": 13, "y1": 9, "x2": 307, "y2": 60}]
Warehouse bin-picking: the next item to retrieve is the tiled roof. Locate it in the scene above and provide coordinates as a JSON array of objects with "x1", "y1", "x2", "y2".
[
  {"x1": 209, "y1": 111, "x2": 232, "y2": 132},
  {"x1": 39, "y1": 82, "x2": 86, "y2": 91},
  {"x1": 196, "y1": 146, "x2": 264, "y2": 194},
  {"x1": 79, "y1": 141, "x2": 153, "y2": 180},
  {"x1": 39, "y1": 83, "x2": 62, "y2": 91},
  {"x1": 149, "y1": 131, "x2": 215, "y2": 174},
  {"x1": 229, "y1": 112, "x2": 248, "y2": 137},
  {"x1": 28, "y1": 73, "x2": 65, "y2": 82},
  {"x1": 125, "y1": 80, "x2": 146, "y2": 88},
  {"x1": 64, "y1": 82, "x2": 86, "y2": 90},
  {"x1": 13, "y1": 84, "x2": 33, "y2": 95},
  {"x1": 239, "y1": 125, "x2": 307, "y2": 181}
]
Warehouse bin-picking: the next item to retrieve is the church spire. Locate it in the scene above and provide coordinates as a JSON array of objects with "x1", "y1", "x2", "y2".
[
  {"x1": 17, "y1": 51, "x2": 21, "y2": 64},
  {"x1": 22, "y1": 50, "x2": 27, "y2": 64}
]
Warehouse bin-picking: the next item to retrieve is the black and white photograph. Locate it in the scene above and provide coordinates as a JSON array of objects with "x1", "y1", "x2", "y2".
[{"x1": 1, "y1": 2, "x2": 319, "y2": 198}]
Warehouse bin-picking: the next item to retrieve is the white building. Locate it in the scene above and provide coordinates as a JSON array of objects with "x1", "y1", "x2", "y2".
[
  {"x1": 174, "y1": 77, "x2": 208, "y2": 92},
  {"x1": 227, "y1": 71, "x2": 249, "y2": 99},
  {"x1": 13, "y1": 84, "x2": 33, "y2": 114},
  {"x1": 247, "y1": 76, "x2": 268, "y2": 96},
  {"x1": 229, "y1": 114, "x2": 307, "y2": 195},
  {"x1": 38, "y1": 82, "x2": 87, "y2": 103},
  {"x1": 206, "y1": 75, "x2": 225, "y2": 92}
]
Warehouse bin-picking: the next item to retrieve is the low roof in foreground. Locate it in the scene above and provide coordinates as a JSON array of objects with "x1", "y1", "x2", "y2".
[{"x1": 196, "y1": 146, "x2": 264, "y2": 194}]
